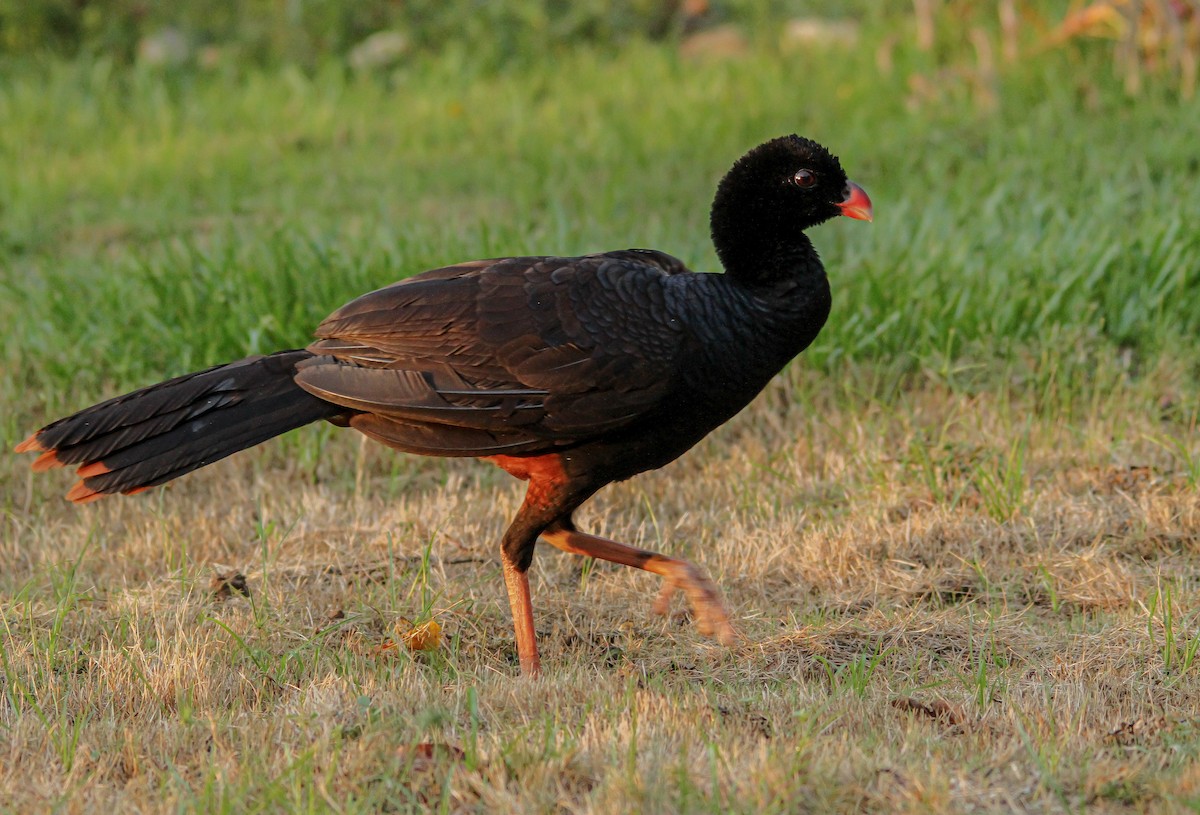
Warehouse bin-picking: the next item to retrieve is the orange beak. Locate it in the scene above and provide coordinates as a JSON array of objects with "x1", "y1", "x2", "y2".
[{"x1": 836, "y1": 181, "x2": 873, "y2": 222}]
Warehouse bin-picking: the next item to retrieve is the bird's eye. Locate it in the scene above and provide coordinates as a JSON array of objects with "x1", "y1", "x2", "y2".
[{"x1": 792, "y1": 169, "x2": 817, "y2": 188}]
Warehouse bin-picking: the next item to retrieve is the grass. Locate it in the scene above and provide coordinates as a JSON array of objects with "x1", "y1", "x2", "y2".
[{"x1": 3, "y1": 15, "x2": 1200, "y2": 814}]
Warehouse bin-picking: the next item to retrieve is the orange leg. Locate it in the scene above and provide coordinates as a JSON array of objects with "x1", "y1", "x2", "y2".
[
  {"x1": 540, "y1": 523, "x2": 738, "y2": 645},
  {"x1": 501, "y1": 554, "x2": 541, "y2": 678}
]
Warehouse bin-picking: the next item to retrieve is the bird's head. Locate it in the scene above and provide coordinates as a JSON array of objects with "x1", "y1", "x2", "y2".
[
  {"x1": 713, "y1": 134, "x2": 872, "y2": 234},
  {"x1": 709, "y1": 135, "x2": 871, "y2": 282}
]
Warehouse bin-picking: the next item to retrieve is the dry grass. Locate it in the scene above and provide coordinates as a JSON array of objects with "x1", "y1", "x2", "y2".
[
  {"x1": 3, "y1": 360, "x2": 1200, "y2": 813},
  {"x1": 4, "y1": 12, "x2": 1199, "y2": 810}
]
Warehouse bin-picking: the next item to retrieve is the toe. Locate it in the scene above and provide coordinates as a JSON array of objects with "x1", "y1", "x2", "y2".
[{"x1": 652, "y1": 581, "x2": 677, "y2": 616}]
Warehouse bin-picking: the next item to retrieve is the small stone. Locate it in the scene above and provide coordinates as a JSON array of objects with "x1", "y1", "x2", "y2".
[
  {"x1": 780, "y1": 18, "x2": 861, "y2": 52},
  {"x1": 348, "y1": 31, "x2": 410, "y2": 71},
  {"x1": 680, "y1": 25, "x2": 749, "y2": 60},
  {"x1": 137, "y1": 28, "x2": 191, "y2": 67}
]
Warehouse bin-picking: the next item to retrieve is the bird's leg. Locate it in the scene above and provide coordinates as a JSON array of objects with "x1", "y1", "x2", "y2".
[
  {"x1": 501, "y1": 552, "x2": 540, "y2": 678},
  {"x1": 499, "y1": 475, "x2": 581, "y2": 678},
  {"x1": 540, "y1": 518, "x2": 737, "y2": 645}
]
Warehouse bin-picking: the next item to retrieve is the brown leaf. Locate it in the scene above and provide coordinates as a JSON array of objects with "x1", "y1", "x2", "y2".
[
  {"x1": 210, "y1": 572, "x2": 249, "y2": 600},
  {"x1": 1097, "y1": 465, "x2": 1156, "y2": 494},
  {"x1": 396, "y1": 742, "x2": 466, "y2": 773},
  {"x1": 891, "y1": 696, "x2": 964, "y2": 727},
  {"x1": 1106, "y1": 716, "x2": 1168, "y2": 746}
]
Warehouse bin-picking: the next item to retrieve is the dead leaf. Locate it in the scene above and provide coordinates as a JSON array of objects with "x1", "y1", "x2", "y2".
[
  {"x1": 401, "y1": 619, "x2": 443, "y2": 652},
  {"x1": 369, "y1": 619, "x2": 444, "y2": 656},
  {"x1": 1106, "y1": 716, "x2": 1169, "y2": 746},
  {"x1": 396, "y1": 742, "x2": 466, "y2": 773},
  {"x1": 1097, "y1": 465, "x2": 1156, "y2": 494},
  {"x1": 210, "y1": 572, "x2": 249, "y2": 600},
  {"x1": 891, "y1": 696, "x2": 964, "y2": 727}
]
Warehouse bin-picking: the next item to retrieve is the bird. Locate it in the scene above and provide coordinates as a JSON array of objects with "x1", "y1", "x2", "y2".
[{"x1": 15, "y1": 135, "x2": 872, "y2": 677}]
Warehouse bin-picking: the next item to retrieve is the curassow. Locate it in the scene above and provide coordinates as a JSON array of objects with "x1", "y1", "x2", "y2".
[{"x1": 17, "y1": 135, "x2": 872, "y2": 676}]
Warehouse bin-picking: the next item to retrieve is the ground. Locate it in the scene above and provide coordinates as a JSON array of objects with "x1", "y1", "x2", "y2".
[{"x1": 3, "y1": 15, "x2": 1200, "y2": 814}]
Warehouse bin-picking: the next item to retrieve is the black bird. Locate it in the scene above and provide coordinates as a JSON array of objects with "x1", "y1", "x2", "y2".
[{"x1": 17, "y1": 135, "x2": 872, "y2": 676}]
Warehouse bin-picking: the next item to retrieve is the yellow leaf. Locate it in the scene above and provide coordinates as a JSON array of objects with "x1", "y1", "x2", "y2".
[{"x1": 401, "y1": 619, "x2": 443, "y2": 652}]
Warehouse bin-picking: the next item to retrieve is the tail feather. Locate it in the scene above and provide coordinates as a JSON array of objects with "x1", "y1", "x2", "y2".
[
  {"x1": 36, "y1": 360, "x2": 233, "y2": 455},
  {"x1": 31, "y1": 450, "x2": 63, "y2": 471},
  {"x1": 18, "y1": 350, "x2": 343, "y2": 502},
  {"x1": 74, "y1": 387, "x2": 323, "y2": 493}
]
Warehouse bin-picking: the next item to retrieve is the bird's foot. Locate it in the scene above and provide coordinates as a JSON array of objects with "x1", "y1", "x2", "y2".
[{"x1": 651, "y1": 561, "x2": 738, "y2": 646}]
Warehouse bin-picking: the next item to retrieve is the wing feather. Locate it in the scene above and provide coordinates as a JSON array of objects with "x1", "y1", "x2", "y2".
[{"x1": 297, "y1": 251, "x2": 692, "y2": 454}]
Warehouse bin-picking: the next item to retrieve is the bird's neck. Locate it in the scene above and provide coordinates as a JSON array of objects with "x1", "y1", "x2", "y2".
[
  {"x1": 714, "y1": 228, "x2": 825, "y2": 289},
  {"x1": 709, "y1": 200, "x2": 826, "y2": 287}
]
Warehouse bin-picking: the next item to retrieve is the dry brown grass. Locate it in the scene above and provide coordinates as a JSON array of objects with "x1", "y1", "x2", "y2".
[{"x1": 3, "y1": 362, "x2": 1200, "y2": 813}]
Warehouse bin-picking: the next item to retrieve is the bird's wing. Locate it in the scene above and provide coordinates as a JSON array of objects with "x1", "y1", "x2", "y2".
[{"x1": 293, "y1": 251, "x2": 691, "y2": 455}]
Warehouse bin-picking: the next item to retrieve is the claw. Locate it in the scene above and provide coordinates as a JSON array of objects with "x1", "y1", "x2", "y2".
[
  {"x1": 538, "y1": 524, "x2": 739, "y2": 648},
  {"x1": 652, "y1": 581, "x2": 678, "y2": 616},
  {"x1": 651, "y1": 561, "x2": 738, "y2": 645}
]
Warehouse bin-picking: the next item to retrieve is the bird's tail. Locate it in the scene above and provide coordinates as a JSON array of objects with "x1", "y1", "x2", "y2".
[{"x1": 15, "y1": 350, "x2": 343, "y2": 503}]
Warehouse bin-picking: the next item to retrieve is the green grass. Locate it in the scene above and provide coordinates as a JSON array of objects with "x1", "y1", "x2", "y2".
[
  {"x1": 4, "y1": 36, "x2": 1199, "y2": 411},
  {"x1": 3, "y1": 15, "x2": 1200, "y2": 815}
]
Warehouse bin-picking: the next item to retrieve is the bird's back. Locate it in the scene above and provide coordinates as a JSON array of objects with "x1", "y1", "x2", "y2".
[{"x1": 294, "y1": 248, "x2": 829, "y2": 482}]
